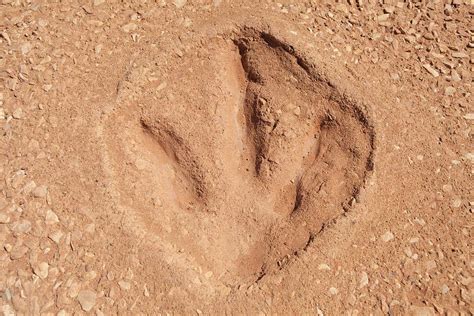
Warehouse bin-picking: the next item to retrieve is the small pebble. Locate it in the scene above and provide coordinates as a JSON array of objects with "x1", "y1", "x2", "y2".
[
  {"x1": 45, "y1": 210, "x2": 59, "y2": 225},
  {"x1": 442, "y1": 184, "x2": 452, "y2": 192},
  {"x1": 22, "y1": 180, "x2": 36, "y2": 194},
  {"x1": 451, "y1": 70, "x2": 461, "y2": 81},
  {"x1": 293, "y1": 107, "x2": 301, "y2": 116},
  {"x1": 452, "y1": 198, "x2": 462, "y2": 208},
  {"x1": 444, "y1": 86, "x2": 456, "y2": 96},
  {"x1": 49, "y1": 231, "x2": 63, "y2": 244},
  {"x1": 414, "y1": 218, "x2": 426, "y2": 226},
  {"x1": 174, "y1": 0, "x2": 187, "y2": 8},
  {"x1": 423, "y1": 64, "x2": 439, "y2": 77},
  {"x1": 409, "y1": 305, "x2": 435, "y2": 316},
  {"x1": 464, "y1": 153, "x2": 474, "y2": 163},
  {"x1": 77, "y1": 290, "x2": 97, "y2": 312},
  {"x1": 376, "y1": 14, "x2": 390, "y2": 22},
  {"x1": 118, "y1": 280, "x2": 131, "y2": 291},
  {"x1": 33, "y1": 262, "x2": 49, "y2": 279},
  {"x1": 425, "y1": 260, "x2": 437, "y2": 270},
  {"x1": 122, "y1": 23, "x2": 137, "y2": 33},
  {"x1": 440, "y1": 284, "x2": 450, "y2": 294},
  {"x1": 381, "y1": 231, "x2": 394, "y2": 242},
  {"x1": 11, "y1": 220, "x2": 32, "y2": 235},
  {"x1": 452, "y1": 51, "x2": 468, "y2": 58},
  {"x1": 0, "y1": 212, "x2": 10, "y2": 224},
  {"x1": 318, "y1": 263, "x2": 331, "y2": 271},
  {"x1": 33, "y1": 185, "x2": 48, "y2": 198},
  {"x1": 20, "y1": 42, "x2": 32, "y2": 55},
  {"x1": 12, "y1": 108, "x2": 24, "y2": 119},
  {"x1": 42, "y1": 84, "x2": 53, "y2": 92},
  {"x1": 359, "y1": 272, "x2": 368, "y2": 288},
  {"x1": 10, "y1": 245, "x2": 28, "y2": 259},
  {"x1": 328, "y1": 287, "x2": 338, "y2": 295},
  {"x1": 107, "y1": 271, "x2": 115, "y2": 281}
]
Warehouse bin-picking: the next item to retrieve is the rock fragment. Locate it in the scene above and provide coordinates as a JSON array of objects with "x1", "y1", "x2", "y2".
[
  {"x1": 95, "y1": 44, "x2": 103, "y2": 54},
  {"x1": 122, "y1": 23, "x2": 137, "y2": 33},
  {"x1": 452, "y1": 198, "x2": 462, "y2": 208},
  {"x1": 381, "y1": 231, "x2": 394, "y2": 242},
  {"x1": 1, "y1": 31, "x2": 11, "y2": 45},
  {"x1": 451, "y1": 70, "x2": 461, "y2": 81},
  {"x1": 440, "y1": 284, "x2": 450, "y2": 294},
  {"x1": 20, "y1": 42, "x2": 32, "y2": 55},
  {"x1": 318, "y1": 263, "x2": 331, "y2": 271},
  {"x1": 22, "y1": 180, "x2": 36, "y2": 194},
  {"x1": 49, "y1": 230, "x2": 63, "y2": 244},
  {"x1": 11, "y1": 220, "x2": 32, "y2": 235},
  {"x1": 442, "y1": 184, "x2": 452, "y2": 192},
  {"x1": 425, "y1": 260, "x2": 437, "y2": 271},
  {"x1": 461, "y1": 288, "x2": 471, "y2": 302},
  {"x1": 452, "y1": 51, "x2": 468, "y2": 58},
  {"x1": 463, "y1": 113, "x2": 474, "y2": 120},
  {"x1": 12, "y1": 108, "x2": 24, "y2": 119},
  {"x1": 10, "y1": 245, "x2": 28, "y2": 259},
  {"x1": 174, "y1": 0, "x2": 187, "y2": 8},
  {"x1": 409, "y1": 305, "x2": 435, "y2": 316},
  {"x1": 464, "y1": 153, "x2": 474, "y2": 163},
  {"x1": 444, "y1": 86, "x2": 456, "y2": 96},
  {"x1": 376, "y1": 14, "x2": 390, "y2": 22},
  {"x1": 328, "y1": 287, "x2": 338, "y2": 295},
  {"x1": 33, "y1": 185, "x2": 48, "y2": 198},
  {"x1": 0, "y1": 212, "x2": 10, "y2": 224},
  {"x1": 422, "y1": 64, "x2": 439, "y2": 77},
  {"x1": 33, "y1": 262, "x2": 49, "y2": 279},
  {"x1": 77, "y1": 290, "x2": 97, "y2": 312},
  {"x1": 359, "y1": 272, "x2": 369, "y2": 288},
  {"x1": 118, "y1": 280, "x2": 131, "y2": 290},
  {"x1": 45, "y1": 210, "x2": 59, "y2": 225}
]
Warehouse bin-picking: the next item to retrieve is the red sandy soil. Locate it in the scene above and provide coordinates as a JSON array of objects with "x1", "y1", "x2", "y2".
[{"x1": 0, "y1": 0, "x2": 472, "y2": 314}]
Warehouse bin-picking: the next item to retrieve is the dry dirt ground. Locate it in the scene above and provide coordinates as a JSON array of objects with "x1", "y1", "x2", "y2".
[{"x1": 0, "y1": 0, "x2": 473, "y2": 315}]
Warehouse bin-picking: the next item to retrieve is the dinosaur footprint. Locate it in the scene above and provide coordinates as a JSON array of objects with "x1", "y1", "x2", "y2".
[{"x1": 103, "y1": 28, "x2": 374, "y2": 283}]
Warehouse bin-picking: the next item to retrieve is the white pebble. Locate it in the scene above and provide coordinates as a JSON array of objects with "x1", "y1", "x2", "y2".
[
  {"x1": 33, "y1": 185, "x2": 48, "y2": 198},
  {"x1": 34, "y1": 262, "x2": 49, "y2": 279},
  {"x1": 77, "y1": 290, "x2": 97, "y2": 312},
  {"x1": 359, "y1": 272, "x2": 369, "y2": 288},
  {"x1": 318, "y1": 263, "x2": 331, "y2": 271},
  {"x1": 381, "y1": 231, "x2": 394, "y2": 242},
  {"x1": 174, "y1": 0, "x2": 187, "y2": 8},
  {"x1": 440, "y1": 284, "x2": 450, "y2": 294},
  {"x1": 118, "y1": 280, "x2": 131, "y2": 290},
  {"x1": 45, "y1": 209, "x2": 59, "y2": 225},
  {"x1": 12, "y1": 108, "x2": 24, "y2": 119},
  {"x1": 328, "y1": 287, "x2": 338, "y2": 295},
  {"x1": 0, "y1": 212, "x2": 10, "y2": 224}
]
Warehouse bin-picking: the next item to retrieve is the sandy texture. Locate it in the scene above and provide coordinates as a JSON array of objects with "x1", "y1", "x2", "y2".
[{"x1": 0, "y1": 0, "x2": 472, "y2": 315}]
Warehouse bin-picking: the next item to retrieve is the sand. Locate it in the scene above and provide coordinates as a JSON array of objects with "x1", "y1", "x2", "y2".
[{"x1": 0, "y1": 0, "x2": 472, "y2": 314}]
